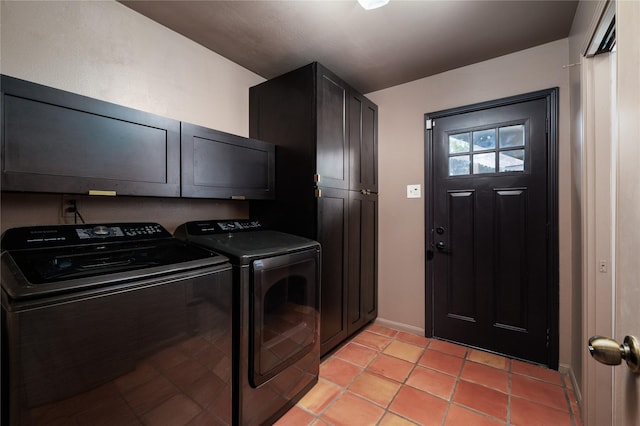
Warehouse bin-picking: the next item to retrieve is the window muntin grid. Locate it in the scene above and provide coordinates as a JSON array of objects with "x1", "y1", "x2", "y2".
[{"x1": 447, "y1": 124, "x2": 525, "y2": 176}]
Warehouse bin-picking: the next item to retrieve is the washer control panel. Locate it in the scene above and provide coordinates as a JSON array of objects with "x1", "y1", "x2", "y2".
[
  {"x1": 2, "y1": 223, "x2": 172, "y2": 250},
  {"x1": 76, "y1": 224, "x2": 166, "y2": 239}
]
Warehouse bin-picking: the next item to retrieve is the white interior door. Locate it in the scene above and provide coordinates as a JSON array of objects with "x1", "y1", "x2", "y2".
[
  {"x1": 584, "y1": 2, "x2": 640, "y2": 425},
  {"x1": 612, "y1": 1, "x2": 640, "y2": 424}
]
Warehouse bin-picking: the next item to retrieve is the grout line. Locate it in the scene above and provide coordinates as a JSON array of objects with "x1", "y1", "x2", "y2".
[
  {"x1": 311, "y1": 331, "x2": 396, "y2": 423},
  {"x1": 440, "y1": 352, "x2": 464, "y2": 426},
  {"x1": 507, "y1": 359, "x2": 513, "y2": 425},
  {"x1": 354, "y1": 326, "x2": 431, "y2": 425},
  {"x1": 561, "y1": 372, "x2": 581, "y2": 426},
  {"x1": 448, "y1": 349, "x2": 510, "y2": 425},
  {"x1": 375, "y1": 332, "x2": 429, "y2": 425}
]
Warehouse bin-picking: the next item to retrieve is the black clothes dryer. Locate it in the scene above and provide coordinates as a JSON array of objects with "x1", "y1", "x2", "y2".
[{"x1": 174, "y1": 220, "x2": 320, "y2": 426}]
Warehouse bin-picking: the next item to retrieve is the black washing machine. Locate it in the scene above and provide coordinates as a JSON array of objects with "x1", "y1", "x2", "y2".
[
  {"x1": 1, "y1": 223, "x2": 233, "y2": 425},
  {"x1": 174, "y1": 220, "x2": 320, "y2": 426}
]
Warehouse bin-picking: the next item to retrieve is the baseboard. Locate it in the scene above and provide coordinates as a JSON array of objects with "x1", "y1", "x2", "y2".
[
  {"x1": 374, "y1": 317, "x2": 425, "y2": 336},
  {"x1": 558, "y1": 362, "x2": 571, "y2": 375},
  {"x1": 562, "y1": 363, "x2": 582, "y2": 403},
  {"x1": 559, "y1": 361, "x2": 583, "y2": 420}
]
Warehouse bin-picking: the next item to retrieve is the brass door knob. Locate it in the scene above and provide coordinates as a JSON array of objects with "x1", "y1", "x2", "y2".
[{"x1": 588, "y1": 335, "x2": 640, "y2": 373}]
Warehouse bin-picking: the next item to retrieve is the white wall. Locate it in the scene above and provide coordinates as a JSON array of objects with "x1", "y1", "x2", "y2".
[
  {"x1": 367, "y1": 39, "x2": 573, "y2": 366},
  {"x1": 0, "y1": 0, "x2": 264, "y2": 135},
  {"x1": 0, "y1": 0, "x2": 265, "y2": 232}
]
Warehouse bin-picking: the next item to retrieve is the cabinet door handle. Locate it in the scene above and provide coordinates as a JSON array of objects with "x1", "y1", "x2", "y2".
[{"x1": 89, "y1": 190, "x2": 117, "y2": 196}]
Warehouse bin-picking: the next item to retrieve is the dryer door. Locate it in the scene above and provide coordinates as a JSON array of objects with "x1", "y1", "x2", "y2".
[{"x1": 250, "y1": 247, "x2": 319, "y2": 387}]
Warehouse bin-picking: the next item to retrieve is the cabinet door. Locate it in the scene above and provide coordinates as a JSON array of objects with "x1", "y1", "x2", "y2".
[
  {"x1": 1, "y1": 75, "x2": 180, "y2": 197},
  {"x1": 317, "y1": 187, "x2": 349, "y2": 356},
  {"x1": 316, "y1": 66, "x2": 349, "y2": 190},
  {"x1": 349, "y1": 92, "x2": 378, "y2": 193},
  {"x1": 181, "y1": 123, "x2": 275, "y2": 199},
  {"x1": 347, "y1": 191, "x2": 378, "y2": 335}
]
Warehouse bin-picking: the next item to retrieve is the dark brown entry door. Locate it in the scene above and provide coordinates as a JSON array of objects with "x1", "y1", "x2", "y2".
[{"x1": 426, "y1": 90, "x2": 558, "y2": 367}]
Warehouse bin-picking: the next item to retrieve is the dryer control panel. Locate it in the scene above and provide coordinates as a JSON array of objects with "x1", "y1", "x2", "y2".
[
  {"x1": 215, "y1": 220, "x2": 262, "y2": 232},
  {"x1": 178, "y1": 220, "x2": 264, "y2": 236}
]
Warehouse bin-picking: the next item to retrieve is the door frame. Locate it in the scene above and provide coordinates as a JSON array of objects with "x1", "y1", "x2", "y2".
[
  {"x1": 423, "y1": 88, "x2": 560, "y2": 369},
  {"x1": 581, "y1": 51, "x2": 616, "y2": 424}
]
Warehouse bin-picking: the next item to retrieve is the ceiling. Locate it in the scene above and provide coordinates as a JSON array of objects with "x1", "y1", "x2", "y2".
[{"x1": 119, "y1": 0, "x2": 578, "y2": 94}]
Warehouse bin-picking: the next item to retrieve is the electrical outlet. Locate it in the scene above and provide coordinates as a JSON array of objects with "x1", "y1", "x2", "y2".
[
  {"x1": 407, "y1": 184, "x2": 421, "y2": 198},
  {"x1": 61, "y1": 195, "x2": 77, "y2": 219}
]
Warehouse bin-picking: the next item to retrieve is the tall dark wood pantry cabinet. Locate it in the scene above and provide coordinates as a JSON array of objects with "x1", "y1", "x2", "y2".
[{"x1": 249, "y1": 62, "x2": 378, "y2": 356}]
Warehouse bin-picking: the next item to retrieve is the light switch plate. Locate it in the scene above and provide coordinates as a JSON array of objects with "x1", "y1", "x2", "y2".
[{"x1": 407, "y1": 184, "x2": 421, "y2": 198}]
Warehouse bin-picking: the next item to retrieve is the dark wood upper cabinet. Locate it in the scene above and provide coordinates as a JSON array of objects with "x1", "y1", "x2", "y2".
[
  {"x1": 1, "y1": 75, "x2": 275, "y2": 201},
  {"x1": 1, "y1": 75, "x2": 180, "y2": 197},
  {"x1": 181, "y1": 122, "x2": 275, "y2": 200},
  {"x1": 316, "y1": 69, "x2": 350, "y2": 190},
  {"x1": 349, "y1": 92, "x2": 378, "y2": 193}
]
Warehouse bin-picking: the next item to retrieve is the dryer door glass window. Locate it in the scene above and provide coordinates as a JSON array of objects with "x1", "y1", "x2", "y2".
[{"x1": 251, "y1": 248, "x2": 319, "y2": 387}]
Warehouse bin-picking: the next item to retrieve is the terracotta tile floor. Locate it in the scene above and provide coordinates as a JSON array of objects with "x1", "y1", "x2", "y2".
[{"x1": 276, "y1": 325, "x2": 583, "y2": 426}]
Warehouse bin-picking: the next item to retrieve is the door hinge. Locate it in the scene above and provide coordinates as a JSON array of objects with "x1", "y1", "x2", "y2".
[
  {"x1": 546, "y1": 328, "x2": 550, "y2": 348},
  {"x1": 314, "y1": 174, "x2": 320, "y2": 183},
  {"x1": 315, "y1": 188, "x2": 322, "y2": 198},
  {"x1": 426, "y1": 119, "x2": 434, "y2": 130}
]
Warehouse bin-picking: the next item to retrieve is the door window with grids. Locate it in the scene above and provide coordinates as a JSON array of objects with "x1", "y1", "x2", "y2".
[{"x1": 448, "y1": 124, "x2": 526, "y2": 176}]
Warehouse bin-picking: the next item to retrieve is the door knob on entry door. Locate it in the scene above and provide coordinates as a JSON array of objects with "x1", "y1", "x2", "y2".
[{"x1": 588, "y1": 335, "x2": 640, "y2": 373}]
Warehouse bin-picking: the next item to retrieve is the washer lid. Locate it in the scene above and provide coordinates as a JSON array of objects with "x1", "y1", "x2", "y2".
[
  {"x1": 1, "y1": 223, "x2": 229, "y2": 300},
  {"x1": 176, "y1": 222, "x2": 319, "y2": 264}
]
